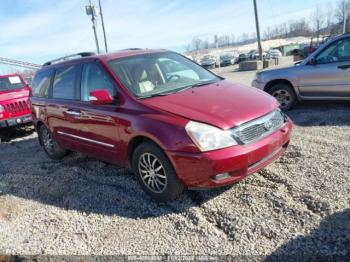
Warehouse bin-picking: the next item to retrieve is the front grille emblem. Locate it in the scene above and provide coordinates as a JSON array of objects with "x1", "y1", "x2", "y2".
[{"x1": 264, "y1": 120, "x2": 273, "y2": 131}]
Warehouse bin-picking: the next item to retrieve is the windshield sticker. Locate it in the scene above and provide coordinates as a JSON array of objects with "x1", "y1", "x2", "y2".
[{"x1": 8, "y1": 76, "x2": 22, "y2": 84}]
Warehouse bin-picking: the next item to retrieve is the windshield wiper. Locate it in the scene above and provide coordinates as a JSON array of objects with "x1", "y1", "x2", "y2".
[
  {"x1": 137, "y1": 93, "x2": 170, "y2": 99},
  {"x1": 177, "y1": 80, "x2": 218, "y2": 92},
  {"x1": 137, "y1": 80, "x2": 218, "y2": 99}
]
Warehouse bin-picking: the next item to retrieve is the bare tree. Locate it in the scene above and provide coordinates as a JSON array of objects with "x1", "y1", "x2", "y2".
[
  {"x1": 184, "y1": 44, "x2": 193, "y2": 52},
  {"x1": 325, "y1": 3, "x2": 335, "y2": 34},
  {"x1": 263, "y1": 26, "x2": 272, "y2": 40},
  {"x1": 191, "y1": 37, "x2": 202, "y2": 51},
  {"x1": 311, "y1": 6, "x2": 325, "y2": 40},
  {"x1": 336, "y1": 0, "x2": 350, "y2": 33},
  {"x1": 203, "y1": 39, "x2": 210, "y2": 50},
  {"x1": 288, "y1": 18, "x2": 311, "y2": 37},
  {"x1": 184, "y1": 1, "x2": 350, "y2": 53},
  {"x1": 279, "y1": 22, "x2": 289, "y2": 38},
  {"x1": 230, "y1": 34, "x2": 236, "y2": 46},
  {"x1": 240, "y1": 33, "x2": 249, "y2": 43}
]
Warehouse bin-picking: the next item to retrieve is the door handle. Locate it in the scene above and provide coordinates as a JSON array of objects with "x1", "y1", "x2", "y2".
[
  {"x1": 338, "y1": 65, "x2": 350, "y2": 70},
  {"x1": 65, "y1": 109, "x2": 81, "y2": 117}
]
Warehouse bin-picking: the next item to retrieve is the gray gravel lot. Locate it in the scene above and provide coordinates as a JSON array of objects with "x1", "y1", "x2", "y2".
[{"x1": 0, "y1": 65, "x2": 349, "y2": 258}]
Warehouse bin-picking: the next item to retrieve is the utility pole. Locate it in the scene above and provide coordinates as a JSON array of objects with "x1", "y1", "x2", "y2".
[
  {"x1": 99, "y1": 0, "x2": 108, "y2": 53},
  {"x1": 253, "y1": 0, "x2": 263, "y2": 61},
  {"x1": 86, "y1": 0, "x2": 100, "y2": 54}
]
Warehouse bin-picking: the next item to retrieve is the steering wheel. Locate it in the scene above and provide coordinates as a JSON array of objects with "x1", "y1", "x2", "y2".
[
  {"x1": 329, "y1": 56, "x2": 339, "y2": 63},
  {"x1": 167, "y1": 74, "x2": 181, "y2": 82}
]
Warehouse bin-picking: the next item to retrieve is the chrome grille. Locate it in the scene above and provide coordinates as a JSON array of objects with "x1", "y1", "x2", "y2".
[{"x1": 230, "y1": 109, "x2": 286, "y2": 145}]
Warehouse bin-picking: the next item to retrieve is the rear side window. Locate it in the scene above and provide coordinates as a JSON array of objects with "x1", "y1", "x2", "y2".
[
  {"x1": 52, "y1": 65, "x2": 79, "y2": 100},
  {"x1": 32, "y1": 70, "x2": 52, "y2": 98}
]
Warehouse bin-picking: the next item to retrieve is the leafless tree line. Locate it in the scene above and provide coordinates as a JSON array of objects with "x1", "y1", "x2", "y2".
[{"x1": 185, "y1": 0, "x2": 350, "y2": 52}]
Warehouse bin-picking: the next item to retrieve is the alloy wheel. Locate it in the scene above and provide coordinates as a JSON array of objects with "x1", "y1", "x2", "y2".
[
  {"x1": 272, "y1": 89, "x2": 292, "y2": 109},
  {"x1": 42, "y1": 128, "x2": 54, "y2": 154},
  {"x1": 138, "y1": 153, "x2": 167, "y2": 193}
]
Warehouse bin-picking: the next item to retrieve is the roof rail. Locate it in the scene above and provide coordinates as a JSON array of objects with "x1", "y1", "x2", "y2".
[
  {"x1": 43, "y1": 52, "x2": 96, "y2": 66},
  {"x1": 120, "y1": 48, "x2": 143, "y2": 51}
]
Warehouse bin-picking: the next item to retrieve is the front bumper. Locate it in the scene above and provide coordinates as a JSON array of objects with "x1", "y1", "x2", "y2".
[
  {"x1": 167, "y1": 119, "x2": 292, "y2": 188},
  {"x1": 0, "y1": 114, "x2": 33, "y2": 128}
]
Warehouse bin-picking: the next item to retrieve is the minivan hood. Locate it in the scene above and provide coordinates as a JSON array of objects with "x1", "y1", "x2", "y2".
[
  {"x1": 141, "y1": 80, "x2": 279, "y2": 129},
  {"x1": 0, "y1": 88, "x2": 30, "y2": 102}
]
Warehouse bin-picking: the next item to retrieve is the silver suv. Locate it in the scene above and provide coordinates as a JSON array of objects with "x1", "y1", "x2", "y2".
[{"x1": 252, "y1": 33, "x2": 350, "y2": 110}]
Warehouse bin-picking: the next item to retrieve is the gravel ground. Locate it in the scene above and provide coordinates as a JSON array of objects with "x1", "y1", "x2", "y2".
[{"x1": 0, "y1": 65, "x2": 349, "y2": 259}]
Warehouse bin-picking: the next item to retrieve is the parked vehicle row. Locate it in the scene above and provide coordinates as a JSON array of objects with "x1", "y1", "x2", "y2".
[
  {"x1": 244, "y1": 49, "x2": 282, "y2": 61},
  {"x1": 197, "y1": 48, "x2": 282, "y2": 68},
  {"x1": 199, "y1": 52, "x2": 240, "y2": 68},
  {"x1": 30, "y1": 49, "x2": 292, "y2": 201}
]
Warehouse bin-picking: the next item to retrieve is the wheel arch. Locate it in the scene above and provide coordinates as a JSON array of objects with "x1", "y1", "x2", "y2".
[
  {"x1": 127, "y1": 135, "x2": 165, "y2": 167},
  {"x1": 36, "y1": 120, "x2": 45, "y2": 146},
  {"x1": 264, "y1": 79, "x2": 293, "y2": 92},
  {"x1": 264, "y1": 79, "x2": 301, "y2": 101},
  {"x1": 36, "y1": 120, "x2": 44, "y2": 130}
]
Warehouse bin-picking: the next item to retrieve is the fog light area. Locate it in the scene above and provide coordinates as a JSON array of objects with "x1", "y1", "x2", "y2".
[{"x1": 213, "y1": 173, "x2": 231, "y2": 181}]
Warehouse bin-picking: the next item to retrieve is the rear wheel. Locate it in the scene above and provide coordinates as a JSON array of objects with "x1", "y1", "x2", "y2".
[
  {"x1": 132, "y1": 141, "x2": 184, "y2": 202},
  {"x1": 38, "y1": 125, "x2": 67, "y2": 160},
  {"x1": 268, "y1": 83, "x2": 296, "y2": 110}
]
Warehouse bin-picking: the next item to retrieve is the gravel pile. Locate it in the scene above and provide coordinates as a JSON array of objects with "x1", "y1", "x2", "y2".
[{"x1": 0, "y1": 65, "x2": 349, "y2": 258}]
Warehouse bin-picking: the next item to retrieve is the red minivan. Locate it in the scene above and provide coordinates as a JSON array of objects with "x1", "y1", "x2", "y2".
[
  {"x1": 0, "y1": 74, "x2": 32, "y2": 129},
  {"x1": 31, "y1": 50, "x2": 292, "y2": 201}
]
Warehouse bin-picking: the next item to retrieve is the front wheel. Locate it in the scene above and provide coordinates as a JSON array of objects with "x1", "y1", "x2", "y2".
[
  {"x1": 38, "y1": 125, "x2": 68, "y2": 160},
  {"x1": 132, "y1": 141, "x2": 184, "y2": 202},
  {"x1": 268, "y1": 83, "x2": 297, "y2": 110}
]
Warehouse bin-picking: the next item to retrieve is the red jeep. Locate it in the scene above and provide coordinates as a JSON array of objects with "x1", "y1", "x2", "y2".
[{"x1": 0, "y1": 74, "x2": 33, "y2": 129}]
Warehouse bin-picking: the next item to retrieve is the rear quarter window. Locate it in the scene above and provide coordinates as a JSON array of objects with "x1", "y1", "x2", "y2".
[{"x1": 32, "y1": 70, "x2": 52, "y2": 98}]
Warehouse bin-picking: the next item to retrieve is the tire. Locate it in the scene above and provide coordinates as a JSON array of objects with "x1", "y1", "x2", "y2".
[
  {"x1": 38, "y1": 125, "x2": 67, "y2": 160},
  {"x1": 268, "y1": 83, "x2": 297, "y2": 110},
  {"x1": 132, "y1": 141, "x2": 184, "y2": 202}
]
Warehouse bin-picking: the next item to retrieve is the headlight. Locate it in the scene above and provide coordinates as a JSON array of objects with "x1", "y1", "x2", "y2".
[
  {"x1": 185, "y1": 121, "x2": 237, "y2": 152},
  {"x1": 0, "y1": 105, "x2": 4, "y2": 113}
]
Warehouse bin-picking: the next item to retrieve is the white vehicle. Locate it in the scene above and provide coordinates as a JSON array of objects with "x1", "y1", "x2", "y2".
[
  {"x1": 266, "y1": 49, "x2": 282, "y2": 59},
  {"x1": 252, "y1": 51, "x2": 267, "y2": 60}
]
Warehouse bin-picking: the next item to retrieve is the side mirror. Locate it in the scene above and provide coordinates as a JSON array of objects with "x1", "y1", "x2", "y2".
[
  {"x1": 89, "y1": 89, "x2": 114, "y2": 105},
  {"x1": 308, "y1": 57, "x2": 317, "y2": 65}
]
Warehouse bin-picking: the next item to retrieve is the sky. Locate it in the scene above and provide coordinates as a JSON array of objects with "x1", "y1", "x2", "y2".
[{"x1": 0, "y1": 0, "x2": 332, "y2": 70}]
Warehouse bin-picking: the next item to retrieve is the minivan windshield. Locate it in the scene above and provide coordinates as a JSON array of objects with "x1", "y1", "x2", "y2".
[
  {"x1": 0, "y1": 76, "x2": 25, "y2": 92},
  {"x1": 108, "y1": 52, "x2": 220, "y2": 98}
]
